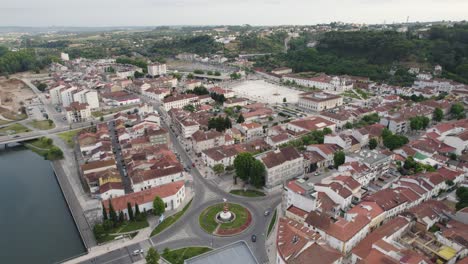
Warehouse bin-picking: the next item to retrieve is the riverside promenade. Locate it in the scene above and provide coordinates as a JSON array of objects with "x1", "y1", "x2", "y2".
[{"x1": 52, "y1": 160, "x2": 96, "y2": 249}]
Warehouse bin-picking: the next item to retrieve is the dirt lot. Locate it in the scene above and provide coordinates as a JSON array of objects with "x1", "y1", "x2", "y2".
[{"x1": 0, "y1": 77, "x2": 35, "y2": 121}]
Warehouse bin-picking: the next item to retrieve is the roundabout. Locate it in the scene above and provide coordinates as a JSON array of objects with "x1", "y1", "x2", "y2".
[{"x1": 199, "y1": 201, "x2": 252, "y2": 236}]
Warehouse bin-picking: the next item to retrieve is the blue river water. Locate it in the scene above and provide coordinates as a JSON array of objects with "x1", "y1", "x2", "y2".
[{"x1": 0, "y1": 145, "x2": 86, "y2": 264}]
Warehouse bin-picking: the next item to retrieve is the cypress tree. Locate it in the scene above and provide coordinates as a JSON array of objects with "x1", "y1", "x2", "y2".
[
  {"x1": 135, "y1": 203, "x2": 141, "y2": 220},
  {"x1": 102, "y1": 203, "x2": 108, "y2": 221},
  {"x1": 108, "y1": 198, "x2": 118, "y2": 225},
  {"x1": 118, "y1": 211, "x2": 125, "y2": 223},
  {"x1": 127, "y1": 202, "x2": 134, "y2": 221}
]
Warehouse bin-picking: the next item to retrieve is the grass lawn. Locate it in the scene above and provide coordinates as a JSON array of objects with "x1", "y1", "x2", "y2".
[
  {"x1": 267, "y1": 209, "x2": 277, "y2": 237},
  {"x1": 162, "y1": 247, "x2": 212, "y2": 264},
  {"x1": 0, "y1": 119, "x2": 11, "y2": 125},
  {"x1": 28, "y1": 119, "x2": 55, "y2": 130},
  {"x1": 230, "y1": 189, "x2": 266, "y2": 197},
  {"x1": 199, "y1": 203, "x2": 249, "y2": 233},
  {"x1": 151, "y1": 199, "x2": 193, "y2": 236},
  {"x1": 95, "y1": 220, "x2": 148, "y2": 244},
  {"x1": 96, "y1": 234, "x2": 120, "y2": 244},
  {"x1": 115, "y1": 220, "x2": 149, "y2": 233},
  {"x1": 0, "y1": 123, "x2": 30, "y2": 134},
  {"x1": 58, "y1": 130, "x2": 82, "y2": 147}
]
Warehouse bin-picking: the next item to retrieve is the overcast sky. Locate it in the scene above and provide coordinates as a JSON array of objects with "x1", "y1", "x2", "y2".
[{"x1": 1, "y1": 0, "x2": 467, "y2": 27}]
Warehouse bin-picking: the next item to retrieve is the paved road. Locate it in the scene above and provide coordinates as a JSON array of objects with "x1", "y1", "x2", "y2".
[
  {"x1": 108, "y1": 120, "x2": 133, "y2": 193},
  {"x1": 77, "y1": 96, "x2": 281, "y2": 264}
]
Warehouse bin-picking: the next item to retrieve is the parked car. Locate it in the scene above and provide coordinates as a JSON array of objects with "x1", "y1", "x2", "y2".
[
  {"x1": 132, "y1": 249, "x2": 143, "y2": 256},
  {"x1": 251, "y1": 234, "x2": 257, "y2": 242},
  {"x1": 264, "y1": 210, "x2": 270, "y2": 216}
]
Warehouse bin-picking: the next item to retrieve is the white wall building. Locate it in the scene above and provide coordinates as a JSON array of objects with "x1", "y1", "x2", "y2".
[{"x1": 147, "y1": 63, "x2": 167, "y2": 76}]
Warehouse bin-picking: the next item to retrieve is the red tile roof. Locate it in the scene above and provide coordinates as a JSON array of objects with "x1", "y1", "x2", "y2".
[
  {"x1": 102, "y1": 180, "x2": 184, "y2": 212},
  {"x1": 305, "y1": 211, "x2": 370, "y2": 242},
  {"x1": 351, "y1": 216, "x2": 410, "y2": 260}
]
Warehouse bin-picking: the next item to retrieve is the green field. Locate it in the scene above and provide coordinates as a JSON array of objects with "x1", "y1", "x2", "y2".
[
  {"x1": 0, "y1": 123, "x2": 30, "y2": 134},
  {"x1": 151, "y1": 200, "x2": 192, "y2": 236},
  {"x1": 162, "y1": 247, "x2": 212, "y2": 264},
  {"x1": 28, "y1": 120, "x2": 55, "y2": 130},
  {"x1": 58, "y1": 129, "x2": 82, "y2": 147}
]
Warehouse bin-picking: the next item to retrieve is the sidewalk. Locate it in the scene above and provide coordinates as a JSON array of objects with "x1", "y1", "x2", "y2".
[
  {"x1": 265, "y1": 204, "x2": 281, "y2": 263},
  {"x1": 64, "y1": 186, "x2": 194, "y2": 264}
]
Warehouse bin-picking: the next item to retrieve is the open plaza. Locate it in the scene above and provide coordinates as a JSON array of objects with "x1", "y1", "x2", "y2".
[{"x1": 230, "y1": 80, "x2": 302, "y2": 104}]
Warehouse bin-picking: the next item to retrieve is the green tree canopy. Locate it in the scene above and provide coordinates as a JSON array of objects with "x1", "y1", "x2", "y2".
[
  {"x1": 146, "y1": 248, "x2": 160, "y2": 264},
  {"x1": 368, "y1": 138, "x2": 378, "y2": 150},
  {"x1": 333, "y1": 151, "x2": 345, "y2": 168},
  {"x1": 433, "y1": 107, "x2": 444, "y2": 122},
  {"x1": 152, "y1": 196, "x2": 165, "y2": 216},
  {"x1": 213, "y1": 164, "x2": 225, "y2": 175}
]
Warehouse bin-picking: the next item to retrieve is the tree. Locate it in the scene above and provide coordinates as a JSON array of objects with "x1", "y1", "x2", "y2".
[
  {"x1": 237, "y1": 114, "x2": 245, "y2": 124},
  {"x1": 213, "y1": 164, "x2": 225, "y2": 175},
  {"x1": 187, "y1": 73, "x2": 194, "y2": 79},
  {"x1": 118, "y1": 211, "x2": 125, "y2": 223},
  {"x1": 37, "y1": 82, "x2": 47, "y2": 92},
  {"x1": 456, "y1": 187, "x2": 468, "y2": 211},
  {"x1": 99, "y1": 116, "x2": 104, "y2": 122},
  {"x1": 146, "y1": 248, "x2": 160, "y2": 264},
  {"x1": 134, "y1": 71, "x2": 145, "y2": 78},
  {"x1": 134, "y1": 203, "x2": 143, "y2": 221},
  {"x1": 127, "y1": 202, "x2": 134, "y2": 221},
  {"x1": 102, "y1": 204, "x2": 108, "y2": 221},
  {"x1": 224, "y1": 116, "x2": 232, "y2": 129},
  {"x1": 183, "y1": 104, "x2": 195, "y2": 112},
  {"x1": 46, "y1": 146, "x2": 64, "y2": 160},
  {"x1": 283, "y1": 97, "x2": 287, "y2": 103},
  {"x1": 250, "y1": 160, "x2": 266, "y2": 188},
  {"x1": 344, "y1": 122, "x2": 353, "y2": 129},
  {"x1": 153, "y1": 196, "x2": 165, "y2": 216},
  {"x1": 369, "y1": 138, "x2": 378, "y2": 150},
  {"x1": 108, "y1": 199, "x2": 118, "y2": 226},
  {"x1": 230, "y1": 72, "x2": 241, "y2": 80},
  {"x1": 450, "y1": 103, "x2": 465, "y2": 119},
  {"x1": 381, "y1": 128, "x2": 392, "y2": 139},
  {"x1": 433, "y1": 107, "x2": 444, "y2": 122},
  {"x1": 93, "y1": 224, "x2": 105, "y2": 238},
  {"x1": 234, "y1": 152, "x2": 254, "y2": 181},
  {"x1": 449, "y1": 153, "x2": 457, "y2": 161},
  {"x1": 333, "y1": 151, "x2": 345, "y2": 168},
  {"x1": 383, "y1": 134, "x2": 409, "y2": 150}
]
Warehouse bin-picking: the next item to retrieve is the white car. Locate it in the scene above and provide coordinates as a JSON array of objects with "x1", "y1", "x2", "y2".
[{"x1": 132, "y1": 249, "x2": 144, "y2": 256}]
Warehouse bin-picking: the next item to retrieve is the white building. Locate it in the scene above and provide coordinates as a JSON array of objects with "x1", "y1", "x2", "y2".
[
  {"x1": 60, "y1": 86, "x2": 78, "y2": 107},
  {"x1": 163, "y1": 94, "x2": 199, "y2": 111},
  {"x1": 143, "y1": 88, "x2": 170, "y2": 102},
  {"x1": 298, "y1": 92, "x2": 343, "y2": 112},
  {"x1": 49, "y1": 85, "x2": 65, "y2": 105},
  {"x1": 282, "y1": 74, "x2": 353, "y2": 93},
  {"x1": 103, "y1": 180, "x2": 186, "y2": 217},
  {"x1": 147, "y1": 63, "x2": 167, "y2": 76},
  {"x1": 73, "y1": 89, "x2": 100, "y2": 109},
  {"x1": 65, "y1": 102, "x2": 92, "y2": 123},
  {"x1": 60, "y1": 52, "x2": 70, "y2": 61},
  {"x1": 258, "y1": 147, "x2": 304, "y2": 188},
  {"x1": 130, "y1": 165, "x2": 185, "y2": 192}
]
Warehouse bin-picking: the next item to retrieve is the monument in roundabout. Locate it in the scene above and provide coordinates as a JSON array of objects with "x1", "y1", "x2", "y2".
[{"x1": 216, "y1": 198, "x2": 235, "y2": 223}]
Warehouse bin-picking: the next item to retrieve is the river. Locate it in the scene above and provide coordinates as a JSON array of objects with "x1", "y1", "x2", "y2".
[{"x1": 0, "y1": 145, "x2": 86, "y2": 264}]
